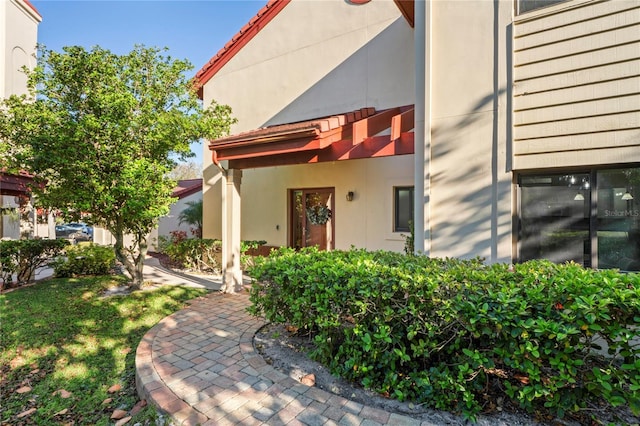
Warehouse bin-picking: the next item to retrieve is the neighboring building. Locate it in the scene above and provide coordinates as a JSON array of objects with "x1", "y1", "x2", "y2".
[
  {"x1": 148, "y1": 178, "x2": 203, "y2": 250},
  {"x1": 0, "y1": 0, "x2": 42, "y2": 239},
  {"x1": 196, "y1": 0, "x2": 640, "y2": 288},
  {"x1": 94, "y1": 179, "x2": 203, "y2": 250}
]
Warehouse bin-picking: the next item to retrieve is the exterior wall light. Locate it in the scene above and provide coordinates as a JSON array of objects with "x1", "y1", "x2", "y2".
[{"x1": 346, "y1": 191, "x2": 355, "y2": 202}]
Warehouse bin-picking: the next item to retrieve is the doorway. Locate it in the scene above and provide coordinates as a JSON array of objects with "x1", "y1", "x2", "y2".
[{"x1": 290, "y1": 188, "x2": 334, "y2": 250}]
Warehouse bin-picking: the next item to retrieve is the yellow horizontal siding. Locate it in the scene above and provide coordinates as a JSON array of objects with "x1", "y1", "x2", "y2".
[
  {"x1": 514, "y1": 0, "x2": 634, "y2": 36},
  {"x1": 515, "y1": 111, "x2": 640, "y2": 140},
  {"x1": 514, "y1": 145, "x2": 640, "y2": 170},
  {"x1": 515, "y1": 75, "x2": 640, "y2": 109},
  {"x1": 515, "y1": 6, "x2": 640, "y2": 51},
  {"x1": 515, "y1": 93, "x2": 640, "y2": 125},
  {"x1": 514, "y1": 129, "x2": 640, "y2": 155},
  {"x1": 515, "y1": 24, "x2": 640, "y2": 66},
  {"x1": 515, "y1": 42, "x2": 639, "y2": 81},
  {"x1": 513, "y1": 0, "x2": 640, "y2": 169}
]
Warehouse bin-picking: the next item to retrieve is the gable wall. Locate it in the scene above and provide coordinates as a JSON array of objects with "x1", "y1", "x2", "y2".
[
  {"x1": 201, "y1": 0, "x2": 416, "y2": 252},
  {"x1": 2, "y1": 0, "x2": 39, "y2": 98},
  {"x1": 202, "y1": 0, "x2": 415, "y2": 133}
]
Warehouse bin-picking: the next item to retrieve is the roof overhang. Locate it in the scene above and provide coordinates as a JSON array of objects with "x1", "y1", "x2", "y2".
[
  {"x1": 394, "y1": 0, "x2": 414, "y2": 28},
  {"x1": 209, "y1": 105, "x2": 415, "y2": 169},
  {"x1": 172, "y1": 179, "x2": 203, "y2": 199},
  {"x1": 0, "y1": 172, "x2": 33, "y2": 197}
]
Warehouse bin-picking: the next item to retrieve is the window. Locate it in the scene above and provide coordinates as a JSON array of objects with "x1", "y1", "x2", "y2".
[
  {"x1": 394, "y1": 186, "x2": 414, "y2": 232},
  {"x1": 516, "y1": 0, "x2": 568, "y2": 15},
  {"x1": 518, "y1": 166, "x2": 640, "y2": 271}
]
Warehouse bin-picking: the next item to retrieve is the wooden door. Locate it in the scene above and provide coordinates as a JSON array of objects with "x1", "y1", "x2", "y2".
[{"x1": 290, "y1": 188, "x2": 334, "y2": 250}]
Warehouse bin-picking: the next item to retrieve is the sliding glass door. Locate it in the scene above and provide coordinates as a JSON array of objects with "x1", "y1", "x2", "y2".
[
  {"x1": 596, "y1": 169, "x2": 640, "y2": 270},
  {"x1": 518, "y1": 166, "x2": 639, "y2": 271},
  {"x1": 519, "y1": 174, "x2": 590, "y2": 266}
]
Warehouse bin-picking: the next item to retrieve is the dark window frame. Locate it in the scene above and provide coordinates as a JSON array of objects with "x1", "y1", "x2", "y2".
[
  {"x1": 517, "y1": 165, "x2": 640, "y2": 271},
  {"x1": 515, "y1": 0, "x2": 569, "y2": 15},
  {"x1": 394, "y1": 186, "x2": 414, "y2": 233}
]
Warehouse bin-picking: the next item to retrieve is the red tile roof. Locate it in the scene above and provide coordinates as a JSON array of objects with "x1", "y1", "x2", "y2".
[
  {"x1": 210, "y1": 105, "x2": 415, "y2": 169},
  {"x1": 22, "y1": 0, "x2": 42, "y2": 20},
  {"x1": 211, "y1": 108, "x2": 375, "y2": 147},
  {"x1": 172, "y1": 179, "x2": 202, "y2": 199}
]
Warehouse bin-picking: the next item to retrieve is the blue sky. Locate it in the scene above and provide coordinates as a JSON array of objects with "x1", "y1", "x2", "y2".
[{"x1": 30, "y1": 0, "x2": 266, "y2": 164}]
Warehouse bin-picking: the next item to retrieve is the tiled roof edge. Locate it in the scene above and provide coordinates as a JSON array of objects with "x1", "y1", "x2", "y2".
[
  {"x1": 20, "y1": 0, "x2": 42, "y2": 21},
  {"x1": 194, "y1": 0, "x2": 291, "y2": 99}
]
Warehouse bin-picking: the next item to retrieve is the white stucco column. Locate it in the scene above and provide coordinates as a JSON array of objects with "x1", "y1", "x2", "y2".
[
  {"x1": 222, "y1": 168, "x2": 243, "y2": 293},
  {"x1": 414, "y1": 0, "x2": 432, "y2": 256}
]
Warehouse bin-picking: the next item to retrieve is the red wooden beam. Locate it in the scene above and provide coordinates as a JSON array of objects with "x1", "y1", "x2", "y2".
[
  {"x1": 394, "y1": 0, "x2": 414, "y2": 28},
  {"x1": 353, "y1": 107, "x2": 400, "y2": 145},
  {"x1": 228, "y1": 132, "x2": 414, "y2": 169},
  {"x1": 341, "y1": 133, "x2": 414, "y2": 160},
  {"x1": 391, "y1": 107, "x2": 415, "y2": 141}
]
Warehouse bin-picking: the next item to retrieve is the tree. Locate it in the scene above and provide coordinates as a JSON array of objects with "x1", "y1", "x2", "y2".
[
  {"x1": 168, "y1": 161, "x2": 202, "y2": 181},
  {"x1": 178, "y1": 199, "x2": 203, "y2": 238},
  {"x1": 0, "y1": 45, "x2": 235, "y2": 289}
]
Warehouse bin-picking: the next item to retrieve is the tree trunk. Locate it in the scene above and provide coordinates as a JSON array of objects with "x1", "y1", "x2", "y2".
[
  {"x1": 113, "y1": 229, "x2": 143, "y2": 290},
  {"x1": 133, "y1": 232, "x2": 148, "y2": 288}
]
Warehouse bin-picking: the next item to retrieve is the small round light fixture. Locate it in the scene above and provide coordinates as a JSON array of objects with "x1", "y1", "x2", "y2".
[{"x1": 346, "y1": 191, "x2": 355, "y2": 202}]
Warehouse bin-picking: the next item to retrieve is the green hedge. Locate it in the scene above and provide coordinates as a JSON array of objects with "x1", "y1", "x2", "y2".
[
  {"x1": 0, "y1": 239, "x2": 69, "y2": 289},
  {"x1": 160, "y1": 237, "x2": 266, "y2": 272},
  {"x1": 51, "y1": 244, "x2": 116, "y2": 277},
  {"x1": 247, "y1": 247, "x2": 640, "y2": 421}
]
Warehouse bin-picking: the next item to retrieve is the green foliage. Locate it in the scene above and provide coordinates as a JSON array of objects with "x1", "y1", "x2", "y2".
[
  {"x1": 0, "y1": 239, "x2": 68, "y2": 289},
  {"x1": 402, "y1": 220, "x2": 415, "y2": 256},
  {"x1": 51, "y1": 244, "x2": 116, "y2": 277},
  {"x1": 0, "y1": 45, "x2": 235, "y2": 288},
  {"x1": 160, "y1": 234, "x2": 266, "y2": 273},
  {"x1": 164, "y1": 237, "x2": 221, "y2": 272},
  {"x1": 178, "y1": 199, "x2": 203, "y2": 237},
  {"x1": 248, "y1": 249, "x2": 640, "y2": 422},
  {"x1": 0, "y1": 275, "x2": 206, "y2": 425}
]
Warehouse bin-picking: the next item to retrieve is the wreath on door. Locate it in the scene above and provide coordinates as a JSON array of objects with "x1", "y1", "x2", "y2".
[{"x1": 306, "y1": 204, "x2": 332, "y2": 225}]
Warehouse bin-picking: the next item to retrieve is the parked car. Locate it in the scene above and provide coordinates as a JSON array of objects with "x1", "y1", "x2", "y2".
[
  {"x1": 66, "y1": 223, "x2": 93, "y2": 237},
  {"x1": 55, "y1": 223, "x2": 92, "y2": 242}
]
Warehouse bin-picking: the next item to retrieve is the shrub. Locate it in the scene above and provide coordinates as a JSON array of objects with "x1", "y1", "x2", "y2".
[
  {"x1": 248, "y1": 248, "x2": 640, "y2": 422},
  {"x1": 52, "y1": 244, "x2": 116, "y2": 277},
  {"x1": 0, "y1": 239, "x2": 69, "y2": 289},
  {"x1": 163, "y1": 238, "x2": 222, "y2": 272},
  {"x1": 160, "y1": 236, "x2": 266, "y2": 272}
]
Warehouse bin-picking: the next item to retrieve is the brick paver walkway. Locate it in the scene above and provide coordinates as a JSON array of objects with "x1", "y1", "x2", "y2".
[{"x1": 135, "y1": 291, "x2": 426, "y2": 426}]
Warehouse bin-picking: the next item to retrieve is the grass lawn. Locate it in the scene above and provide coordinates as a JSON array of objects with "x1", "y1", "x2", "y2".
[{"x1": 0, "y1": 275, "x2": 208, "y2": 425}]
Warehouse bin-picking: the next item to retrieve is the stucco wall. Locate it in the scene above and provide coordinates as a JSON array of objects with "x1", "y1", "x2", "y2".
[
  {"x1": 1, "y1": 0, "x2": 40, "y2": 98},
  {"x1": 158, "y1": 191, "x2": 202, "y2": 239},
  {"x1": 202, "y1": 0, "x2": 415, "y2": 252},
  {"x1": 513, "y1": 0, "x2": 640, "y2": 169},
  {"x1": 239, "y1": 156, "x2": 414, "y2": 252},
  {"x1": 0, "y1": 0, "x2": 40, "y2": 239},
  {"x1": 202, "y1": 0, "x2": 415, "y2": 131},
  {"x1": 0, "y1": 195, "x2": 20, "y2": 239},
  {"x1": 427, "y1": 0, "x2": 513, "y2": 262}
]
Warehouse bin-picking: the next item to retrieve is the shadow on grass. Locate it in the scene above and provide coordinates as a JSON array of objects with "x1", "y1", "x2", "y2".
[{"x1": 0, "y1": 276, "x2": 207, "y2": 425}]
